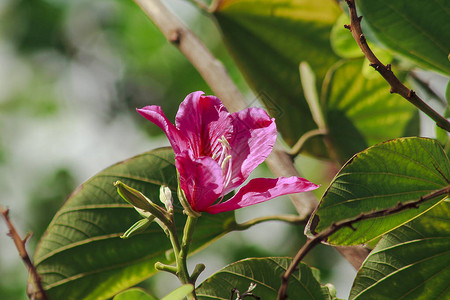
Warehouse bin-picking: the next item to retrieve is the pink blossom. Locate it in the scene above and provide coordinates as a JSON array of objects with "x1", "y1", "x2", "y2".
[{"x1": 137, "y1": 91, "x2": 318, "y2": 214}]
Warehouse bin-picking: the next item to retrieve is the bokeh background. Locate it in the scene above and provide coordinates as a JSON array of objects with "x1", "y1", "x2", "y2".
[{"x1": 7, "y1": 0, "x2": 440, "y2": 298}]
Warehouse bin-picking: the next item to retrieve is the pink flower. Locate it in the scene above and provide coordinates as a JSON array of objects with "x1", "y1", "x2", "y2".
[{"x1": 137, "y1": 91, "x2": 318, "y2": 214}]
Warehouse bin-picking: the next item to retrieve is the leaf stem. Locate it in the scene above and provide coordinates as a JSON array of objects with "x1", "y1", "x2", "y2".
[
  {"x1": 344, "y1": 0, "x2": 450, "y2": 132},
  {"x1": 277, "y1": 185, "x2": 450, "y2": 300},
  {"x1": 288, "y1": 128, "x2": 327, "y2": 157},
  {"x1": 298, "y1": 62, "x2": 341, "y2": 163}
]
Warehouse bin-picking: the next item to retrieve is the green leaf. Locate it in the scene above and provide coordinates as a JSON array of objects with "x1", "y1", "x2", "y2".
[
  {"x1": 350, "y1": 201, "x2": 450, "y2": 299},
  {"x1": 30, "y1": 148, "x2": 235, "y2": 300},
  {"x1": 213, "y1": 0, "x2": 341, "y2": 155},
  {"x1": 358, "y1": 0, "x2": 450, "y2": 75},
  {"x1": 323, "y1": 59, "x2": 419, "y2": 162},
  {"x1": 161, "y1": 284, "x2": 194, "y2": 300},
  {"x1": 306, "y1": 137, "x2": 450, "y2": 245},
  {"x1": 113, "y1": 288, "x2": 156, "y2": 300},
  {"x1": 196, "y1": 257, "x2": 332, "y2": 299}
]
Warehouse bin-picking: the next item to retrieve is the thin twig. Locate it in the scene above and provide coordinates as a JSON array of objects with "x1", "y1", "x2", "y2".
[
  {"x1": 133, "y1": 0, "x2": 369, "y2": 269},
  {"x1": 0, "y1": 206, "x2": 49, "y2": 300},
  {"x1": 277, "y1": 185, "x2": 450, "y2": 300},
  {"x1": 344, "y1": 0, "x2": 450, "y2": 132},
  {"x1": 288, "y1": 129, "x2": 327, "y2": 157},
  {"x1": 232, "y1": 215, "x2": 307, "y2": 231}
]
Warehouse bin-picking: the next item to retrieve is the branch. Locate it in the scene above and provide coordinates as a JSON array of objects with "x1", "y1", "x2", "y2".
[
  {"x1": 344, "y1": 0, "x2": 450, "y2": 132},
  {"x1": 133, "y1": 0, "x2": 368, "y2": 269},
  {"x1": 277, "y1": 185, "x2": 450, "y2": 300},
  {"x1": 0, "y1": 206, "x2": 49, "y2": 300}
]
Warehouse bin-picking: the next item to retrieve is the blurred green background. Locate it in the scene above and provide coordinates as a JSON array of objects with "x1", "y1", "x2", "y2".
[{"x1": 0, "y1": 0, "x2": 366, "y2": 298}]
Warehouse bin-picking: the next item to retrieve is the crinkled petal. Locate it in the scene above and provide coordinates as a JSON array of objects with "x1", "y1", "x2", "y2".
[
  {"x1": 206, "y1": 177, "x2": 319, "y2": 214},
  {"x1": 175, "y1": 91, "x2": 233, "y2": 158},
  {"x1": 225, "y1": 108, "x2": 277, "y2": 193},
  {"x1": 176, "y1": 150, "x2": 224, "y2": 212},
  {"x1": 137, "y1": 106, "x2": 188, "y2": 155}
]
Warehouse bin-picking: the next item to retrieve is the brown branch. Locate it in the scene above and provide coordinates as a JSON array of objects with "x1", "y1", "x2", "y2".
[
  {"x1": 0, "y1": 206, "x2": 49, "y2": 300},
  {"x1": 277, "y1": 185, "x2": 450, "y2": 300},
  {"x1": 344, "y1": 0, "x2": 450, "y2": 132},
  {"x1": 133, "y1": 0, "x2": 368, "y2": 269}
]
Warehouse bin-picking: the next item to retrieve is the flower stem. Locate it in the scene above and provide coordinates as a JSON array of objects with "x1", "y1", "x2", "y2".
[{"x1": 165, "y1": 215, "x2": 199, "y2": 300}]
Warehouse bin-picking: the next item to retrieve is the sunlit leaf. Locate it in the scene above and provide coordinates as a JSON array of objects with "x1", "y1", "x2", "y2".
[
  {"x1": 323, "y1": 59, "x2": 419, "y2": 162},
  {"x1": 196, "y1": 257, "x2": 332, "y2": 299},
  {"x1": 113, "y1": 288, "x2": 156, "y2": 300},
  {"x1": 30, "y1": 148, "x2": 235, "y2": 300},
  {"x1": 350, "y1": 201, "x2": 450, "y2": 299},
  {"x1": 161, "y1": 284, "x2": 194, "y2": 300},
  {"x1": 213, "y1": 0, "x2": 341, "y2": 155},
  {"x1": 306, "y1": 137, "x2": 450, "y2": 245},
  {"x1": 358, "y1": 0, "x2": 450, "y2": 75}
]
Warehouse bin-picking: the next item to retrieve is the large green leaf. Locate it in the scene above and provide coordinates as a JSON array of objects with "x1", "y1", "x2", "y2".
[
  {"x1": 358, "y1": 0, "x2": 450, "y2": 75},
  {"x1": 213, "y1": 0, "x2": 341, "y2": 154},
  {"x1": 323, "y1": 59, "x2": 419, "y2": 162},
  {"x1": 196, "y1": 257, "x2": 332, "y2": 299},
  {"x1": 30, "y1": 148, "x2": 235, "y2": 300},
  {"x1": 306, "y1": 137, "x2": 450, "y2": 245},
  {"x1": 350, "y1": 201, "x2": 450, "y2": 299}
]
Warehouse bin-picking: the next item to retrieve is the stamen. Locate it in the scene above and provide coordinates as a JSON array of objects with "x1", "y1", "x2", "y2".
[
  {"x1": 221, "y1": 155, "x2": 232, "y2": 170},
  {"x1": 213, "y1": 135, "x2": 231, "y2": 167},
  {"x1": 210, "y1": 135, "x2": 234, "y2": 205},
  {"x1": 223, "y1": 157, "x2": 232, "y2": 189},
  {"x1": 218, "y1": 136, "x2": 230, "y2": 149}
]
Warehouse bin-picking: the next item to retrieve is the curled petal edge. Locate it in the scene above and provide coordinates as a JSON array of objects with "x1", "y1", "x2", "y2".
[
  {"x1": 206, "y1": 176, "x2": 319, "y2": 214},
  {"x1": 137, "y1": 106, "x2": 188, "y2": 155}
]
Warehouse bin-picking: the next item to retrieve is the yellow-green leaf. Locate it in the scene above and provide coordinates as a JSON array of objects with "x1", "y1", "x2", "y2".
[{"x1": 213, "y1": 0, "x2": 341, "y2": 155}]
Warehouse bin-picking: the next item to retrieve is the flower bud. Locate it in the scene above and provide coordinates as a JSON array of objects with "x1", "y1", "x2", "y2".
[
  {"x1": 159, "y1": 185, "x2": 173, "y2": 213},
  {"x1": 114, "y1": 181, "x2": 154, "y2": 211},
  {"x1": 114, "y1": 181, "x2": 171, "y2": 225}
]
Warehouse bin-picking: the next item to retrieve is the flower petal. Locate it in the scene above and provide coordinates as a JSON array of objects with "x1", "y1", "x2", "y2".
[
  {"x1": 137, "y1": 106, "x2": 188, "y2": 155},
  {"x1": 175, "y1": 91, "x2": 233, "y2": 158},
  {"x1": 176, "y1": 150, "x2": 224, "y2": 212},
  {"x1": 206, "y1": 176, "x2": 319, "y2": 214},
  {"x1": 225, "y1": 108, "x2": 277, "y2": 192}
]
